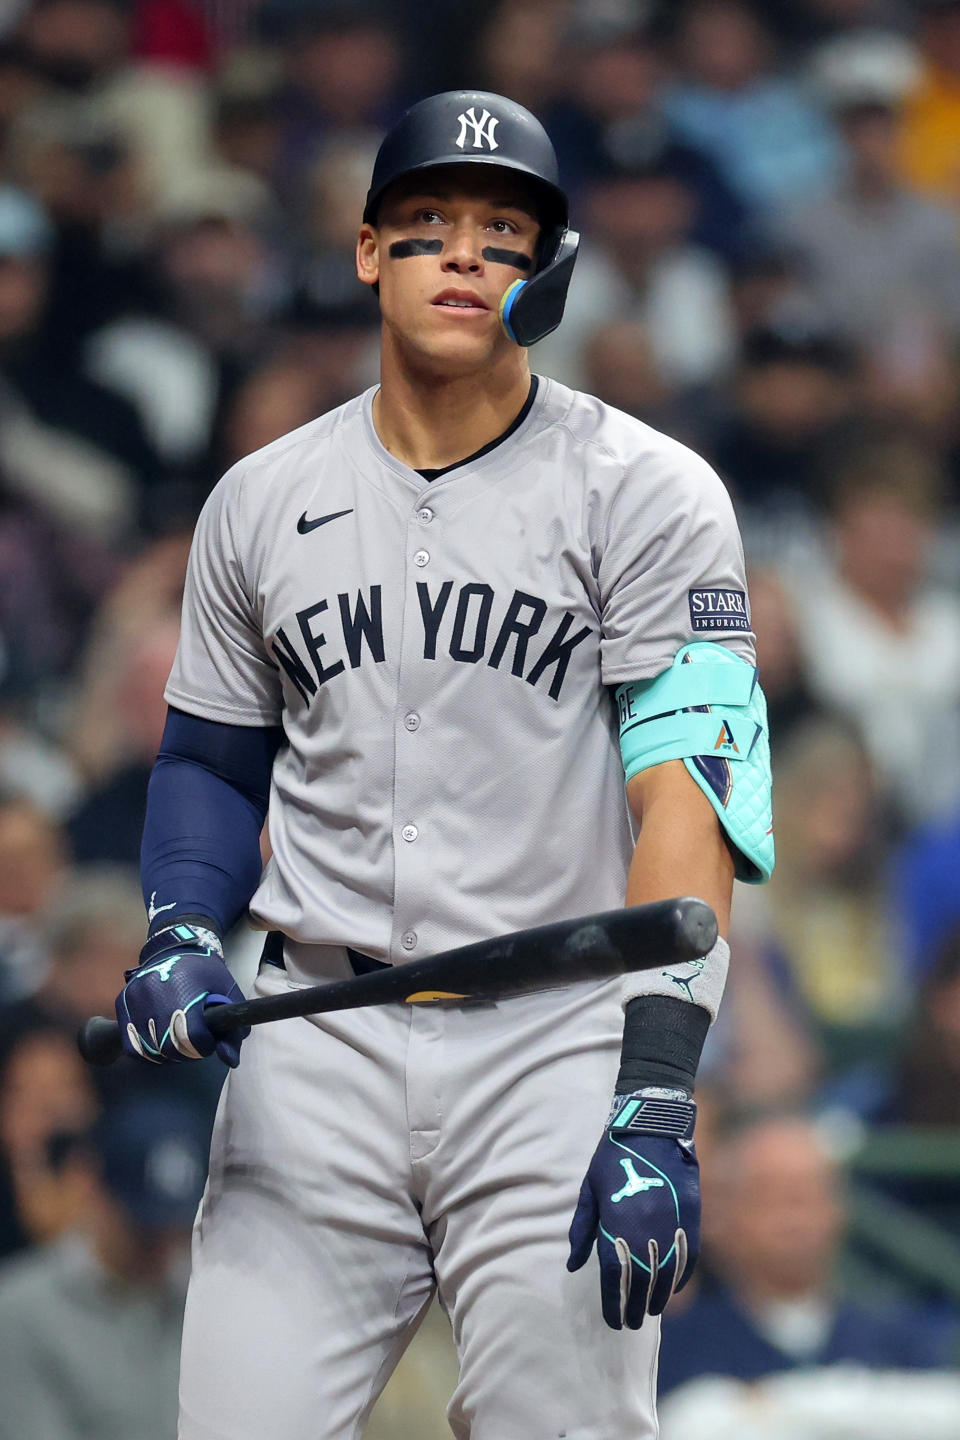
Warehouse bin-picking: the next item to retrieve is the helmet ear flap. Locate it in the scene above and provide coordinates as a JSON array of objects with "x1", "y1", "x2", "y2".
[{"x1": 500, "y1": 228, "x2": 579, "y2": 347}]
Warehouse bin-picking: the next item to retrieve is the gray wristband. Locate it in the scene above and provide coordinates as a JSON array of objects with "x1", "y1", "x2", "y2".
[{"x1": 608, "y1": 1086, "x2": 697, "y2": 1141}]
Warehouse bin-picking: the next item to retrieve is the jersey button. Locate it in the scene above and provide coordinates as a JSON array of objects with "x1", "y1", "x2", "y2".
[
  {"x1": 401, "y1": 824, "x2": 419, "y2": 842},
  {"x1": 401, "y1": 931, "x2": 417, "y2": 951},
  {"x1": 417, "y1": 507, "x2": 434, "y2": 524},
  {"x1": 404, "y1": 713, "x2": 420, "y2": 731},
  {"x1": 414, "y1": 549, "x2": 430, "y2": 567}
]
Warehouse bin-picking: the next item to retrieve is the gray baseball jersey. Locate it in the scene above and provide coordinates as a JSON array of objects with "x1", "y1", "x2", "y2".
[{"x1": 166, "y1": 376, "x2": 753, "y2": 964}]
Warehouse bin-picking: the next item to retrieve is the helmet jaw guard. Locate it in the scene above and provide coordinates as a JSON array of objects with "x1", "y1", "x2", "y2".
[
  {"x1": 365, "y1": 90, "x2": 578, "y2": 347},
  {"x1": 499, "y1": 228, "x2": 580, "y2": 347}
]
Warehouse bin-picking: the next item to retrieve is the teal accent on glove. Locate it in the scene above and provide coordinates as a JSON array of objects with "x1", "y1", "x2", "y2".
[
  {"x1": 568, "y1": 1087, "x2": 700, "y2": 1330},
  {"x1": 616, "y1": 642, "x2": 774, "y2": 883},
  {"x1": 117, "y1": 921, "x2": 248, "y2": 1068}
]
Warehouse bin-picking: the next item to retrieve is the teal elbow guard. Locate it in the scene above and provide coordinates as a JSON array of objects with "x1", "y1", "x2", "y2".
[{"x1": 617, "y1": 643, "x2": 774, "y2": 884}]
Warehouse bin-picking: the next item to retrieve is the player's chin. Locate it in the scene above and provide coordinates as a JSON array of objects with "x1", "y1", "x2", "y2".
[{"x1": 415, "y1": 318, "x2": 505, "y2": 370}]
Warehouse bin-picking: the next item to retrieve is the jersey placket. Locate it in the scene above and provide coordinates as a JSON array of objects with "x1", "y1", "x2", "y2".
[{"x1": 389, "y1": 488, "x2": 444, "y2": 964}]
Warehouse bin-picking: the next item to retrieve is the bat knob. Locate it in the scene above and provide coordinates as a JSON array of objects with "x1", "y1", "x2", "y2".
[{"x1": 78, "y1": 1015, "x2": 124, "y2": 1067}]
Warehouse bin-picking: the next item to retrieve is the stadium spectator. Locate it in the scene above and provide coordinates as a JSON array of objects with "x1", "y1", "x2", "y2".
[
  {"x1": 544, "y1": 4, "x2": 748, "y2": 258},
  {"x1": 0, "y1": 1095, "x2": 211, "y2": 1440},
  {"x1": 0, "y1": 423, "x2": 124, "y2": 748},
  {"x1": 856, "y1": 326, "x2": 960, "y2": 488},
  {"x1": 15, "y1": 0, "x2": 221, "y2": 218},
  {"x1": 899, "y1": 0, "x2": 960, "y2": 201},
  {"x1": 893, "y1": 803, "x2": 960, "y2": 979},
  {"x1": 0, "y1": 794, "x2": 67, "y2": 1003},
  {"x1": 220, "y1": 347, "x2": 364, "y2": 467},
  {"x1": 888, "y1": 928, "x2": 960, "y2": 1127},
  {"x1": 0, "y1": 677, "x2": 82, "y2": 815},
  {"x1": 65, "y1": 534, "x2": 188, "y2": 861},
  {"x1": 286, "y1": 132, "x2": 382, "y2": 343},
  {"x1": 0, "y1": 1024, "x2": 98, "y2": 1259},
  {"x1": 477, "y1": 0, "x2": 566, "y2": 115},
  {"x1": 258, "y1": 0, "x2": 407, "y2": 203},
  {"x1": 758, "y1": 715, "x2": 902, "y2": 1034},
  {"x1": 18, "y1": 0, "x2": 132, "y2": 94},
  {"x1": 4, "y1": 99, "x2": 159, "y2": 353},
  {"x1": 583, "y1": 317, "x2": 720, "y2": 454},
  {"x1": 726, "y1": 235, "x2": 807, "y2": 343},
  {"x1": 658, "y1": 1113, "x2": 951, "y2": 1396},
  {"x1": 709, "y1": 322, "x2": 856, "y2": 540},
  {"x1": 538, "y1": 140, "x2": 737, "y2": 390},
  {"x1": 212, "y1": 54, "x2": 286, "y2": 185},
  {"x1": 659, "y1": 1367, "x2": 960, "y2": 1439},
  {"x1": 747, "y1": 566, "x2": 826, "y2": 750},
  {"x1": 702, "y1": 927, "x2": 823, "y2": 1111},
  {"x1": 0, "y1": 37, "x2": 45, "y2": 150},
  {"x1": 130, "y1": 0, "x2": 214, "y2": 70},
  {"x1": 0, "y1": 862, "x2": 228, "y2": 1118},
  {"x1": 84, "y1": 172, "x2": 282, "y2": 501},
  {"x1": 768, "y1": 0, "x2": 915, "y2": 51},
  {"x1": 664, "y1": 0, "x2": 841, "y2": 210},
  {"x1": 0, "y1": 866, "x2": 146, "y2": 1064},
  {"x1": 0, "y1": 183, "x2": 156, "y2": 538},
  {"x1": 786, "y1": 434, "x2": 960, "y2": 823},
  {"x1": 778, "y1": 31, "x2": 960, "y2": 350}
]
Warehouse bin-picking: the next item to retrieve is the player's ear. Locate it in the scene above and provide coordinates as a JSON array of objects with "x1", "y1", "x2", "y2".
[{"x1": 356, "y1": 225, "x2": 380, "y2": 288}]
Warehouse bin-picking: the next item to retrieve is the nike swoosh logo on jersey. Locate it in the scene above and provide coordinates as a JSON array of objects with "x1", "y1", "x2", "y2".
[{"x1": 297, "y1": 508, "x2": 354, "y2": 534}]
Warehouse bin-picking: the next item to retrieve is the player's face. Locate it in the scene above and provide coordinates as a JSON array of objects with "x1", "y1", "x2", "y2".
[{"x1": 357, "y1": 166, "x2": 540, "y2": 371}]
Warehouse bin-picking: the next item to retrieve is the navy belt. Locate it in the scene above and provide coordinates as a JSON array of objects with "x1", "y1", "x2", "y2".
[
  {"x1": 261, "y1": 930, "x2": 389, "y2": 977},
  {"x1": 346, "y1": 948, "x2": 389, "y2": 975}
]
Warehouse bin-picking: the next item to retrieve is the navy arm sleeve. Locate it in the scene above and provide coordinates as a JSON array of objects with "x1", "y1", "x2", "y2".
[{"x1": 140, "y1": 707, "x2": 284, "y2": 937}]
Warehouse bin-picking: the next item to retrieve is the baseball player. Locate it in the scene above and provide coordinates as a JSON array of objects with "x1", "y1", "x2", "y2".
[{"x1": 115, "y1": 92, "x2": 773, "y2": 1439}]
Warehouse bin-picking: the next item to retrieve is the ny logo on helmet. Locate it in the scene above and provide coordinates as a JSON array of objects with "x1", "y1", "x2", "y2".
[{"x1": 456, "y1": 106, "x2": 499, "y2": 151}]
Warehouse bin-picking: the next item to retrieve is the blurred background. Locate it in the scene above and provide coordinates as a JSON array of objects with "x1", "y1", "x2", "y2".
[{"x1": 0, "y1": 0, "x2": 959, "y2": 1435}]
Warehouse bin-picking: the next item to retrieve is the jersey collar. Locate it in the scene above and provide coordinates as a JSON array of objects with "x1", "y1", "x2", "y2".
[{"x1": 360, "y1": 376, "x2": 550, "y2": 493}]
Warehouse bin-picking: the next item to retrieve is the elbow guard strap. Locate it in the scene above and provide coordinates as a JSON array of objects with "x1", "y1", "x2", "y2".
[{"x1": 617, "y1": 642, "x2": 775, "y2": 883}]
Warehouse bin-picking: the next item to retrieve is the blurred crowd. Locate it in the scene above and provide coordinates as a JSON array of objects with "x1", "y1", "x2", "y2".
[{"x1": 1, "y1": 0, "x2": 960, "y2": 1434}]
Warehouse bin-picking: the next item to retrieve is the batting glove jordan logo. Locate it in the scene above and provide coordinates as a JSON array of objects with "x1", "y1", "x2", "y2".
[
  {"x1": 117, "y1": 921, "x2": 249, "y2": 1068},
  {"x1": 567, "y1": 1089, "x2": 700, "y2": 1330}
]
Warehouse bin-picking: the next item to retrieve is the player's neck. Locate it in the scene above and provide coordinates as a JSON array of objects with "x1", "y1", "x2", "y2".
[{"x1": 374, "y1": 340, "x2": 533, "y2": 472}]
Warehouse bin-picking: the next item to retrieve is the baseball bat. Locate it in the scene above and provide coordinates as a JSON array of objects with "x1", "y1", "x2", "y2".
[{"x1": 78, "y1": 896, "x2": 716, "y2": 1068}]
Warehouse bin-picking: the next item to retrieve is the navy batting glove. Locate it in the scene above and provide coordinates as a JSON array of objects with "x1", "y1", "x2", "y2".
[
  {"x1": 567, "y1": 1088, "x2": 700, "y2": 1330},
  {"x1": 117, "y1": 920, "x2": 249, "y2": 1068}
]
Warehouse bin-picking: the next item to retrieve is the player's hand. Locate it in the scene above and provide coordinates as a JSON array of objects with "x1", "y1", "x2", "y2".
[
  {"x1": 116, "y1": 920, "x2": 249, "y2": 1068},
  {"x1": 566, "y1": 1088, "x2": 699, "y2": 1330}
]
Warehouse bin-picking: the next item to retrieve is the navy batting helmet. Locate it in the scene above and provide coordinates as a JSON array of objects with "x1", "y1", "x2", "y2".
[{"x1": 363, "y1": 90, "x2": 579, "y2": 348}]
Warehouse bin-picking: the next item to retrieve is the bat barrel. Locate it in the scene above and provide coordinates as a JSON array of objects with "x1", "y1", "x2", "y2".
[{"x1": 670, "y1": 896, "x2": 718, "y2": 962}]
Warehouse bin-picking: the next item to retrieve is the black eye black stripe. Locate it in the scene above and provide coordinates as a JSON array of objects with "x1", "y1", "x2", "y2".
[
  {"x1": 388, "y1": 238, "x2": 533, "y2": 271},
  {"x1": 482, "y1": 248, "x2": 532, "y2": 271},
  {"x1": 389, "y1": 239, "x2": 443, "y2": 258}
]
